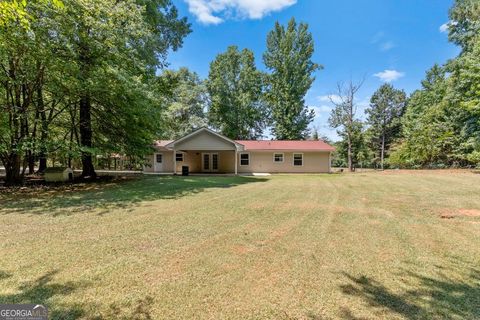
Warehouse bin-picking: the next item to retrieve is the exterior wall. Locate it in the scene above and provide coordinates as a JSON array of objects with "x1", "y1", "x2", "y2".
[
  {"x1": 144, "y1": 149, "x2": 331, "y2": 174},
  {"x1": 143, "y1": 150, "x2": 174, "y2": 173},
  {"x1": 143, "y1": 154, "x2": 155, "y2": 172},
  {"x1": 237, "y1": 151, "x2": 331, "y2": 173},
  {"x1": 178, "y1": 151, "x2": 201, "y2": 173},
  {"x1": 175, "y1": 130, "x2": 237, "y2": 150}
]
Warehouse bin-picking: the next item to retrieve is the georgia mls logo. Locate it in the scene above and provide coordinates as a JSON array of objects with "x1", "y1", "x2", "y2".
[{"x1": 0, "y1": 304, "x2": 48, "y2": 320}]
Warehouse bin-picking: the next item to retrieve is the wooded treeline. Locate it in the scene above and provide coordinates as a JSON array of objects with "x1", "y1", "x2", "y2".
[
  {"x1": 330, "y1": 0, "x2": 480, "y2": 170},
  {"x1": 1, "y1": 0, "x2": 479, "y2": 185},
  {"x1": 0, "y1": 0, "x2": 194, "y2": 185}
]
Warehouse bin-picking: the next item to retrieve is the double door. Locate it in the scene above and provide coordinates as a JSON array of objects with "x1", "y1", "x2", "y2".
[{"x1": 202, "y1": 153, "x2": 219, "y2": 172}]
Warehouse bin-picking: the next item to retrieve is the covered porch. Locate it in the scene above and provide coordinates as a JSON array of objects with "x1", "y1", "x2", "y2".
[
  {"x1": 173, "y1": 150, "x2": 237, "y2": 174},
  {"x1": 164, "y1": 128, "x2": 244, "y2": 175}
]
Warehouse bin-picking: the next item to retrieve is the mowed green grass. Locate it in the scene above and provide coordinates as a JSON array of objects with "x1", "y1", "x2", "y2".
[{"x1": 0, "y1": 172, "x2": 479, "y2": 319}]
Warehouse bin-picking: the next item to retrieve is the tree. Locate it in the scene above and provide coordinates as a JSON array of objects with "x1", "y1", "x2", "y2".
[
  {"x1": 0, "y1": 0, "x2": 191, "y2": 185},
  {"x1": 365, "y1": 84, "x2": 407, "y2": 169},
  {"x1": 389, "y1": 64, "x2": 473, "y2": 168},
  {"x1": 60, "y1": 0, "x2": 190, "y2": 178},
  {"x1": 0, "y1": 1, "x2": 62, "y2": 185},
  {"x1": 448, "y1": 0, "x2": 480, "y2": 52},
  {"x1": 207, "y1": 46, "x2": 267, "y2": 139},
  {"x1": 328, "y1": 79, "x2": 364, "y2": 171},
  {"x1": 263, "y1": 18, "x2": 320, "y2": 140},
  {"x1": 160, "y1": 68, "x2": 207, "y2": 139},
  {"x1": 331, "y1": 121, "x2": 369, "y2": 169},
  {"x1": 447, "y1": 34, "x2": 480, "y2": 165}
]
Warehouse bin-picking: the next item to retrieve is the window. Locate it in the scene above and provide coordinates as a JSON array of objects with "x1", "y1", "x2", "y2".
[
  {"x1": 176, "y1": 153, "x2": 184, "y2": 162},
  {"x1": 240, "y1": 153, "x2": 249, "y2": 166},
  {"x1": 156, "y1": 154, "x2": 163, "y2": 163},
  {"x1": 273, "y1": 153, "x2": 284, "y2": 163},
  {"x1": 293, "y1": 153, "x2": 303, "y2": 166}
]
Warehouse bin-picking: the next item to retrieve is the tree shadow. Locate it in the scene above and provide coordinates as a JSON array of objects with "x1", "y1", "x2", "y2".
[
  {"x1": 94, "y1": 296, "x2": 154, "y2": 320},
  {"x1": 0, "y1": 270, "x2": 157, "y2": 320},
  {"x1": 0, "y1": 270, "x2": 86, "y2": 319},
  {"x1": 0, "y1": 175, "x2": 268, "y2": 216},
  {"x1": 339, "y1": 259, "x2": 480, "y2": 319},
  {"x1": 0, "y1": 270, "x2": 12, "y2": 280}
]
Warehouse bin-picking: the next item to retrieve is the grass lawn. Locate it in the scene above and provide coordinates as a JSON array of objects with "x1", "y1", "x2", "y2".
[{"x1": 0, "y1": 171, "x2": 479, "y2": 319}]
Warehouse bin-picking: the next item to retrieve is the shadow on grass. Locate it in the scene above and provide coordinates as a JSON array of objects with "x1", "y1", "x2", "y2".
[
  {"x1": 0, "y1": 270, "x2": 86, "y2": 319},
  {"x1": 339, "y1": 260, "x2": 480, "y2": 319},
  {"x1": 99, "y1": 296, "x2": 155, "y2": 320},
  {"x1": 0, "y1": 270, "x2": 156, "y2": 320},
  {"x1": 0, "y1": 175, "x2": 267, "y2": 216}
]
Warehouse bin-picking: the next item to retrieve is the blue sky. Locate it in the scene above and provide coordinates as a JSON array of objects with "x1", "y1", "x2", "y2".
[{"x1": 169, "y1": 0, "x2": 459, "y2": 140}]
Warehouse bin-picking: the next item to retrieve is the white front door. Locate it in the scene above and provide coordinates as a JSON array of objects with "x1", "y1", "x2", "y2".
[
  {"x1": 202, "y1": 153, "x2": 219, "y2": 172},
  {"x1": 154, "y1": 153, "x2": 163, "y2": 172}
]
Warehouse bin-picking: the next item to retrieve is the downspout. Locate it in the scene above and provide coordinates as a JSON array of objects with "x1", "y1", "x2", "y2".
[
  {"x1": 329, "y1": 151, "x2": 332, "y2": 173},
  {"x1": 173, "y1": 148, "x2": 176, "y2": 175}
]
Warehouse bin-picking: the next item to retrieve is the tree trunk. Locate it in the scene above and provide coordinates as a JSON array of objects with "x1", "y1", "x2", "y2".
[
  {"x1": 4, "y1": 153, "x2": 22, "y2": 186},
  {"x1": 347, "y1": 134, "x2": 353, "y2": 172},
  {"x1": 79, "y1": 94, "x2": 96, "y2": 179},
  {"x1": 380, "y1": 131, "x2": 385, "y2": 170},
  {"x1": 27, "y1": 150, "x2": 35, "y2": 174},
  {"x1": 78, "y1": 33, "x2": 96, "y2": 179},
  {"x1": 38, "y1": 156, "x2": 47, "y2": 173},
  {"x1": 37, "y1": 86, "x2": 48, "y2": 173}
]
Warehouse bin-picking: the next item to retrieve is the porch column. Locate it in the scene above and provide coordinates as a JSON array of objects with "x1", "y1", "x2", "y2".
[
  {"x1": 173, "y1": 149, "x2": 176, "y2": 175},
  {"x1": 328, "y1": 151, "x2": 332, "y2": 173},
  {"x1": 234, "y1": 149, "x2": 238, "y2": 175}
]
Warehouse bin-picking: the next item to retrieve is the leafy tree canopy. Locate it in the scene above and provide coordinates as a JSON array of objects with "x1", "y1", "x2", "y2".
[
  {"x1": 207, "y1": 45, "x2": 267, "y2": 140},
  {"x1": 263, "y1": 18, "x2": 320, "y2": 140}
]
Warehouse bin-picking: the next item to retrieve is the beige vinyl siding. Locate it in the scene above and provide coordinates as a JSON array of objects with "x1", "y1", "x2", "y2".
[
  {"x1": 146, "y1": 150, "x2": 330, "y2": 173},
  {"x1": 237, "y1": 151, "x2": 330, "y2": 173},
  {"x1": 174, "y1": 130, "x2": 237, "y2": 150},
  {"x1": 144, "y1": 151, "x2": 174, "y2": 173}
]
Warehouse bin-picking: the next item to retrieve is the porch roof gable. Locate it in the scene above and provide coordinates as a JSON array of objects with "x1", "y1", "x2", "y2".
[{"x1": 165, "y1": 127, "x2": 245, "y2": 151}]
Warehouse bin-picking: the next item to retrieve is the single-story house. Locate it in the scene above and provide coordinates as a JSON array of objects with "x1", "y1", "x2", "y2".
[{"x1": 143, "y1": 127, "x2": 335, "y2": 174}]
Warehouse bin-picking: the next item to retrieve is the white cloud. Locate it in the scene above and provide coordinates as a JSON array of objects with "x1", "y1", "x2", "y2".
[
  {"x1": 311, "y1": 105, "x2": 332, "y2": 115},
  {"x1": 380, "y1": 41, "x2": 395, "y2": 51},
  {"x1": 184, "y1": 0, "x2": 296, "y2": 25},
  {"x1": 373, "y1": 69, "x2": 405, "y2": 82},
  {"x1": 318, "y1": 94, "x2": 342, "y2": 104},
  {"x1": 439, "y1": 22, "x2": 449, "y2": 33}
]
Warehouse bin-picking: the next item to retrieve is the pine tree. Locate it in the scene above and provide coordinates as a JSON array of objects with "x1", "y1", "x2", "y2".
[{"x1": 365, "y1": 84, "x2": 406, "y2": 169}]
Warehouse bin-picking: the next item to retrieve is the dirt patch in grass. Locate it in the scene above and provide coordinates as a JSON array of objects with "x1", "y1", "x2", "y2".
[
  {"x1": 232, "y1": 245, "x2": 254, "y2": 255},
  {"x1": 440, "y1": 208, "x2": 480, "y2": 219}
]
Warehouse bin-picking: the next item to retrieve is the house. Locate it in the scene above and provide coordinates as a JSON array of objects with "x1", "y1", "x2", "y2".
[{"x1": 143, "y1": 127, "x2": 335, "y2": 174}]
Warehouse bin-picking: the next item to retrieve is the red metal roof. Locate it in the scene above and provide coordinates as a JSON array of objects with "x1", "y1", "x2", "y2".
[
  {"x1": 154, "y1": 138, "x2": 334, "y2": 152},
  {"x1": 235, "y1": 140, "x2": 335, "y2": 151}
]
